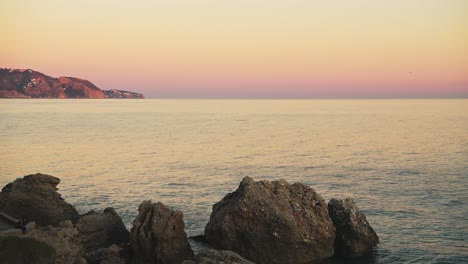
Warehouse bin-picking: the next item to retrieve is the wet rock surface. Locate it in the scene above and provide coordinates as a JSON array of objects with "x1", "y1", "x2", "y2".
[
  {"x1": 205, "y1": 176, "x2": 336, "y2": 264},
  {"x1": 328, "y1": 198, "x2": 379, "y2": 258},
  {"x1": 0, "y1": 173, "x2": 79, "y2": 226},
  {"x1": 130, "y1": 200, "x2": 194, "y2": 264},
  {"x1": 76, "y1": 207, "x2": 130, "y2": 262}
]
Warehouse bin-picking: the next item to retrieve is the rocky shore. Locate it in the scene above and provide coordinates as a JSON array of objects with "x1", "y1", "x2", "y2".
[{"x1": 0, "y1": 173, "x2": 379, "y2": 264}]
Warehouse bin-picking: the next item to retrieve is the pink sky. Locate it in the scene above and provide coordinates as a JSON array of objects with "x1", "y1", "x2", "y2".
[{"x1": 1, "y1": 0, "x2": 467, "y2": 98}]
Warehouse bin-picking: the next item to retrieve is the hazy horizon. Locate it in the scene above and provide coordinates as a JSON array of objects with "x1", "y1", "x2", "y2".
[{"x1": 1, "y1": 0, "x2": 467, "y2": 98}]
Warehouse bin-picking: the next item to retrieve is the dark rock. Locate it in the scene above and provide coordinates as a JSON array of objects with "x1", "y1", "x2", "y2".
[
  {"x1": 328, "y1": 198, "x2": 379, "y2": 258},
  {"x1": 84, "y1": 244, "x2": 127, "y2": 264},
  {"x1": 205, "y1": 176, "x2": 336, "y2": 264},
  {"x1": 182, "y1": 249, "x2": 254, "y2": 264},
  {"x1": 0, "y1": 236, "x2": 56, "y2": 264},
  {"x1": 0, "y1": 221, "x2": 86, "y2": 264},
  {"x1": 189, "y1": 234, "x2": 208, "y2": 243},
  {"x1": 76, "y1": 207, "x2": 130, "y2": 259},
  {"x1": 130, "y1": 201, "x2": 194, "y2": 264},
  {"x1": 0, "y1": 173, "x2": 79, "y2": 226}
]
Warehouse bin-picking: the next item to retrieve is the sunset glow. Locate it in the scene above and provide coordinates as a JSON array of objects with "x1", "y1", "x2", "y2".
[{"x1": 1, "y1": 0, "x2": 467, "y2": 98}]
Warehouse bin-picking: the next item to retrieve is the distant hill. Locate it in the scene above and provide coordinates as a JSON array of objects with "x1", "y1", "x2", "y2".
[{"x1": 0, "y1": 68, "x2": 144, "y2": 99}]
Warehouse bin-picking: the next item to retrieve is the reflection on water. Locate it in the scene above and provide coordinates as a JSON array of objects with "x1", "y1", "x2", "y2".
[{"x1": 1, "y1": 99, "x2": 467, "y2": 263}]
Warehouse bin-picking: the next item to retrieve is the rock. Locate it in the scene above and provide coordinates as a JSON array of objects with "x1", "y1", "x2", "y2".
[
  {"x1": 0, "y1": 68, "x2": 66, "y2": 98},
  {"x1": 84, "y1": 244, "x2": 127, "y2": 264},
  {"x1": 59, "y1": 77, "x2": 106, "y2": 98},
  {"x1": 130, "y1": 201, "x2": 194, "y2": 264},
  {"x1": 182, "y1": 249, "x2": 254, "y2": 264},
  {"x1": 59, "y1": 220, "x2": 74, "y2": 229},
  {"x1": 328, "y1": 198, "x2": 379, "y2": 258},
  {"x1": 205, "y1": 177, "x2": 336, "y2": 264},
  {"x1": 189, "y1": 234, "x2": 208, "y2": 243},
  {"x1": 0, "y1": 236, "x2": 57, "y2": 264},
  {"x1": 75, "y1": 207, "x2": 130, "y2": 259},
  {"x1": 0, "y1": 173, "x2": 79, "y2": 226},
  {"x1": 0, "y1": 221, "x2": 86, "y2": 264}
]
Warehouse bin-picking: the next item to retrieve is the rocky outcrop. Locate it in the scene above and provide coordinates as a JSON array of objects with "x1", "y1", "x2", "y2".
[
  {"x1": 0, "y1": 220, "x2": 86, "y2": 264},
  {"x1": 104, "y1": 89, "x2": 144, "y2": 99},
  {"x1": 0, "y1": 68, "x2": 66, "y2": 98},
  {"x1": 204, "y1": 177, "x2": 336, "y2": 264},
  {"x1": 0, "y1": 173, "x2": 79, "y2": 226},
  {"x1": 59, "y1": 77, "x2": 105, "y2": 98},
  {"x1": 182, "y1": 249, "x2": 254, "y2": 264},
  {"x1": 130, "y1": 201, "x2": 194, "y2": 264},
  {"x1": 75, "y1": 207, "x2": 130, "y2": 260},
  {"x1": 328, "y1": 198, "x2": 379, "y2": 258},
  {"x1": 0, "y1": 68, "x2": 144, "y2": 99}
]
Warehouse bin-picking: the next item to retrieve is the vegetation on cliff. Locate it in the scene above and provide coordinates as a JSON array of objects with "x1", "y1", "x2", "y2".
[{"x1": 0, "y1": 68, "x2": 144, "y2": 99}]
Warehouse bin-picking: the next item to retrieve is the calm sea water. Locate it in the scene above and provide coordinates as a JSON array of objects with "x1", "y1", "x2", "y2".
[{"x1": 0, "y1": 99, "x2": 467, "y2": 263}]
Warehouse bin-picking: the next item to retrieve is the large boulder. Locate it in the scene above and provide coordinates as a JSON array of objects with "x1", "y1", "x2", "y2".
[
  {"x1": 130, "y1": 201, "x2": 194, "y2": 264},
  {"x1": 0, "y1": 220, "x2": 86, "y2": 264},
  {"x1": 0, "y1": 173, "x2": 79, "y2": 226},
  {"x1": 328, "y1": 198, "x2": 379, "y2": 258},
  {"x1": 75, "y1": 207, "x2": 130, "y2": 262},
  {"x1": 204, "y1": 177, "x2": 336, "y2": 264}
]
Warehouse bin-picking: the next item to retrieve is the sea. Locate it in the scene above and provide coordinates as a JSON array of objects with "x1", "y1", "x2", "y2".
[{"x1": 0, "y1": 99, "x2": 467, "y2": 263}]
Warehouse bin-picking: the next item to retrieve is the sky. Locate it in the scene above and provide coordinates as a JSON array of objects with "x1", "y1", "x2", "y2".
[{"x1": 1, "y1": 0, "x2": 467, "y2": 98}]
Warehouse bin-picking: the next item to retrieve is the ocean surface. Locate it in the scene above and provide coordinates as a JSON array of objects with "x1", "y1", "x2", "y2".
[{"x1": 0, "y1": 99, "x2": 467, "y2": 263}]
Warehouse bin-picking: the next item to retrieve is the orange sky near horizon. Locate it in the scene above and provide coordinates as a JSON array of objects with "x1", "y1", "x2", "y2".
[{"x1": 1, "y1": 0, "x2": 467, "y2": 98}]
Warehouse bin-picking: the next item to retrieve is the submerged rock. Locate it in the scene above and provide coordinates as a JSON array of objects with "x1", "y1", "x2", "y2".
[
  {"x1": 76, "y1": 207, "x2": 130, "y2": 262},
  {"x1": 0, "y1": 173, "x2": 79, "y2": 226},
  {"x1": 0, "y1": 220, "x2": 86, "y2": 264},
  {"x1": 130, "y1": 201, "x2": 194, "y2": 264},
  {"x1": 205, "y1": 176, "x2": 336, "y2": 264},
  {"x1": 182, "y1": 249, "x2": 254, "y2": 264},
  {"x1": 328, "y1": 198, "x2": 379, "y2": 258}
]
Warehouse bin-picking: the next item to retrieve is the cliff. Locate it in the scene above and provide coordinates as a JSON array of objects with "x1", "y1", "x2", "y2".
[{"x1": 0, "y1": 68, "x2": 144, "y2": 99}]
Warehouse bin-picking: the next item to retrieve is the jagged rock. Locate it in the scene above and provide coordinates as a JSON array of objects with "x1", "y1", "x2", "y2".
[
  {"x1": 0, "y1": 221, "x2": 86, "y2": 264},
  {"x1": 130, "y1": 201, "x2": 194, "y2": 264},
  {"x1": 181, "y1": 249, "x2": 254, "y2": 264},
  {"x1": 205, "y1": 177, "x2": 336, "y2": 264},
  {"x1": 0, "y1": 173, "x2": 79, "y2": 226},
  {"x1": 76, "y1": 207, "x2": 130, "y2": 260},
  {"x1": 328, "y1": 198, "x2": 379, "y2": 258}
]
